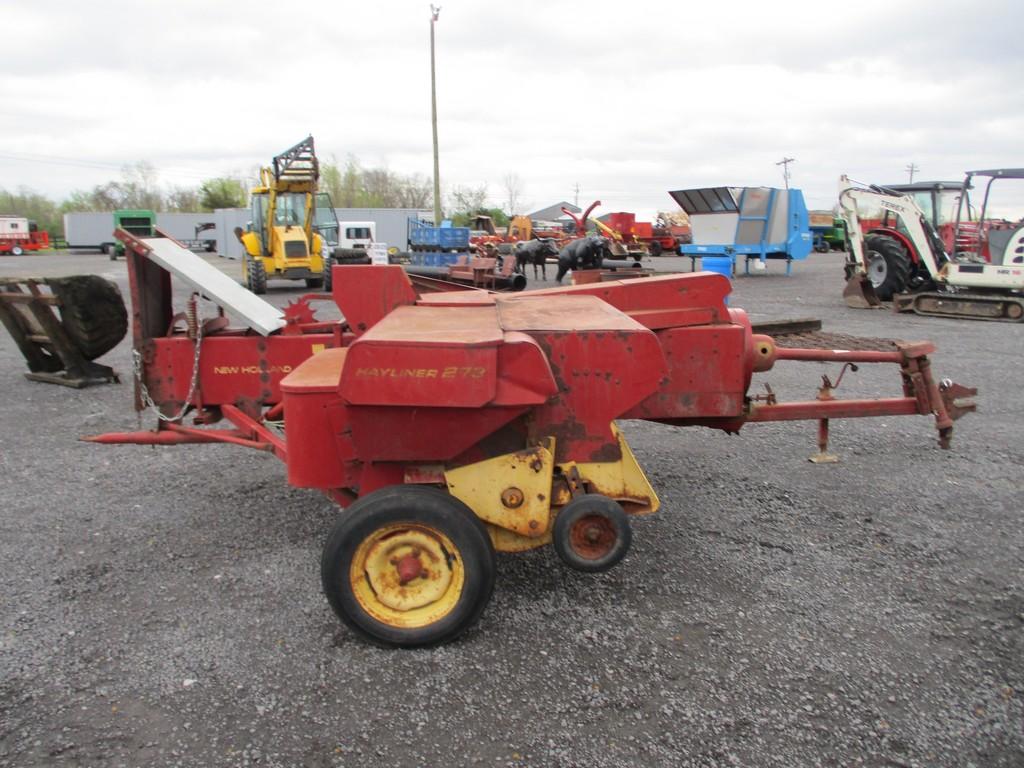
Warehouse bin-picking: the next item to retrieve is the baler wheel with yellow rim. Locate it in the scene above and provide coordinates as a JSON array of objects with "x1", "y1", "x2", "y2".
[{"x1": 321, "y1": 485, "x2": 496, "y2": 647}]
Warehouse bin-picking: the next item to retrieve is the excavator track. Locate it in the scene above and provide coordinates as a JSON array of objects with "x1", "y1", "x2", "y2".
[{"x1": 893, "y1": 291, "x2": 1024, "y2": 322}]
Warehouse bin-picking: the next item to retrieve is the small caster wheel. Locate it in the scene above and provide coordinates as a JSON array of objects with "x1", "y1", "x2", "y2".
[{"x1": 553, "y1": 494, "x2": 631, "y2": 572}]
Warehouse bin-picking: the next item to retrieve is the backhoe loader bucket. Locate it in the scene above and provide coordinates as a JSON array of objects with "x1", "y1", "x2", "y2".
[{"x1": 843, "y1": 273, "x2": 881, "y2": 309}]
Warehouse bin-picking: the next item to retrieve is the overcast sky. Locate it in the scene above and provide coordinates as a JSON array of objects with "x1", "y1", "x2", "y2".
[{"x1": 2, "y1": 0, "x2": 1022, "y2": 218}]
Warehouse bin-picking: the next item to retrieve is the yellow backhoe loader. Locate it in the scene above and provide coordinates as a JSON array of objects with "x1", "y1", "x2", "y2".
[{"x1": 236, "y1": 136, "x2": 339, "y2": 294}]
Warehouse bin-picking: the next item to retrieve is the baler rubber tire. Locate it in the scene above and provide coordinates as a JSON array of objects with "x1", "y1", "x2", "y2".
[
  {"x1": 553, "y1": 494, "x2": 632, "y2": 573},
  {"x1": 864, "y1": 235, "x2": 911, "y2": 301},
  {"x1": 245, "y1": 257, "x2": 267, "y2": 295},
  {"x1": 321, "y1": 485, "x2": 496, "y2": 648},
  {"x1": 48, "y1": 276, "x2": 128, "y2": 360}
]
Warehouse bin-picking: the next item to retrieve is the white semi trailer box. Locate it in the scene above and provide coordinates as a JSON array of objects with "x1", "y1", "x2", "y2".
[{"x1": 63, "y1": 212, "x2": 117, "y2": 253}]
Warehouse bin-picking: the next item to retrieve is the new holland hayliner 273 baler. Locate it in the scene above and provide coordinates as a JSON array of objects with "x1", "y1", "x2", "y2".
[{"x1": 88, "y1": 230, "x2": 976, "y2": 646}]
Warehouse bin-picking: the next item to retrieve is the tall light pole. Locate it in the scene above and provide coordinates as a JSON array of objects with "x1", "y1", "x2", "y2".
[
  {"x1": 430, "y1": 5, "x2": 442, "y2": 224},
  {"x1": 776, "y1": 157, "x2": 795, "y2": 189}
]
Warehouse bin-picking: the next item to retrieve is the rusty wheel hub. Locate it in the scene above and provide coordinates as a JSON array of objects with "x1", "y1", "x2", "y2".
[
  {"x1": 568, "y1": 514, "x2": 618, "y2": 559},
  {"x1": 353, "y1": 525, "x2": 461, "y2": 618}
]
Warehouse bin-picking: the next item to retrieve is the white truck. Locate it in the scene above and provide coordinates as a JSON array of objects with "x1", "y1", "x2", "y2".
[{"x1": 333, "y1": 221, "x2": 377, "y2": 263}]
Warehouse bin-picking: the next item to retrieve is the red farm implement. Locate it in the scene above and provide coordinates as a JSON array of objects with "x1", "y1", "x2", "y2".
[
  {"x1": 0, "y1": 216, "x2": 50, "y2": 255},
  {"x1": 86, "y1": 229, "x2": 977, "y2": 646}
]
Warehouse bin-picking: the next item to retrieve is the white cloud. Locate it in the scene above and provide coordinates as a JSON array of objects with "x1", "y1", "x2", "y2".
[{"x1": 1, "y1": 0, "x2": 1021, "y2": 218}]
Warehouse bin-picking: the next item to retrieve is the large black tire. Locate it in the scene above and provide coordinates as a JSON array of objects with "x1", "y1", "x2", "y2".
[
  {"x1": 864, "y1": 234, "x2": 911, "y2": 301},
  {"x1": 305, "y1": 277, "x2": 324, "y2": 289},
  {"x1": 321, "y1": 485, "x2": 496, "y2": 647},
  {"x1": 335, "y1": 248, "x2": 370, "y2": 264},
  {"x1": 245, "y1": 256, "x2": 267, "y2": 294},
  {"x1": 48, "y1": 276, "x2": 128, "y2": 360},
  {"x1": 322, "y1": 260, "x2": 333, "y2": 292},
  {"x1": 552, "y1": 494, "x2": 632, "y2": 573}
]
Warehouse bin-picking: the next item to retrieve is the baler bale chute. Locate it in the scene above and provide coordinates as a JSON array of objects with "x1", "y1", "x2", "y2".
[{"x1": 86, "y1": 228, "x2": 977, "y2": 647}]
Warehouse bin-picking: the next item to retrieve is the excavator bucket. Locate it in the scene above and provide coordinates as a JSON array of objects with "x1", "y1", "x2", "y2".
[{"x1": 843, "y1": 273, "x2": 881, "y2": 309}]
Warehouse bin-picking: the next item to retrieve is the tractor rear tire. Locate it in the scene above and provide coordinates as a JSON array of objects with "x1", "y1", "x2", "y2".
[
  {"x1": 553, "y1": 494, "x2": 632, "y2": 573},
  {"x1": 48, "y1": 276, "x2": 128, "y2": 360},
  {"x1": 321, "y1": 485, "x2": 496, "y2": 648},
  {"x1": 245, "y1": 257, "x2": 267, "y2": 295},
  {"x1": 864, "y1": 234, "x2": 911, "y2": 301},
  {"x1": 322, "y1": 261, "x2": 333, "y2": 292}
]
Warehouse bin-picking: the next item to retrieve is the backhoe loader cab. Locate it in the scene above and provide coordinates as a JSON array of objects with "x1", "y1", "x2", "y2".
[
  {"x1": 313, "y1": 193, "x2": 340, "y2": 250},
  {"x1": 238, "y1": 137, "x2": 337, "y2": 294}
]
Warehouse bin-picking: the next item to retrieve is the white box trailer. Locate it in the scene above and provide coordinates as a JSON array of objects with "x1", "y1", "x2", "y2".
[
  {"x1": 63, "y1": 212, "x2": 118, "y2": 253},
  {"x1": 64, "y1": 212, "x2": 220, "y2": 254}
]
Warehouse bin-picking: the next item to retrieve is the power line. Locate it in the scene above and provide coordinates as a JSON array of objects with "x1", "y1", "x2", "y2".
[{"x1": 0, "y1": 151, "x2": 222, "y2": 182}]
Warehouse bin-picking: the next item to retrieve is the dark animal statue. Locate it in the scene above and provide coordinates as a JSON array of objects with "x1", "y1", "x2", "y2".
[
  {"x1": 555, "y1": 236, "x2": 608, "y2": 284},
  {"x1": 514, "y1": 238, "x2": 560, "y2": 280}
]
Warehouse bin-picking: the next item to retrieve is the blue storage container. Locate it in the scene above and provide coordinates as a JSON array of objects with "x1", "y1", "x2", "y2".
[
  {"x1": 439, "y1": 227, "x2": 470, "y2": 250},
  {"x1": 701, "y1": 256, "x2": 733, "y2": 304}
]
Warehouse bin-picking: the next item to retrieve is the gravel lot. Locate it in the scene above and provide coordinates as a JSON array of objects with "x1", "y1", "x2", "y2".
[{"x1": 0, "y1": 249, "x2": 1021, "y2": 767}]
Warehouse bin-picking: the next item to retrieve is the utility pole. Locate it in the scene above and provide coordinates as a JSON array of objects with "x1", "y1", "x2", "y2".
[
  {"x1": 573, "y1": 182, "x2": 580, "y2": 208},
  {"x1": 906, "y1": 163, "x2": 919, "y2": 183},
  {"x1": 776, "y1": 157, "x2": 795, "y2": 189},
  {"x1": 430, "y1": 5, "x2": 442, "y2": 224}
]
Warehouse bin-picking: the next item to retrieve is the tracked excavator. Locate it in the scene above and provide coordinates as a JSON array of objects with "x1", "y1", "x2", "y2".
[{"x1": 840, "y1": 172, "x2": 1024, "y2": 321}]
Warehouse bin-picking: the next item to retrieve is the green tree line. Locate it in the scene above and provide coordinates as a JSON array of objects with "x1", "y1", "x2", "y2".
[{"x1": 1, "y1": 157, "x2": 452, "y2": 237}]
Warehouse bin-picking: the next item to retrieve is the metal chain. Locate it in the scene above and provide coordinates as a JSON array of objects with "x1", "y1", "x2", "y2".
[{"x1": 132, "y1": 305, "x2": 205, "y2": 423}]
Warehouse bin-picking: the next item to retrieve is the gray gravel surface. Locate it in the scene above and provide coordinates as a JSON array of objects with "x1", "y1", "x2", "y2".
[{"x1": 0, "y1": 250, "x2": 1021, "y2": 767}]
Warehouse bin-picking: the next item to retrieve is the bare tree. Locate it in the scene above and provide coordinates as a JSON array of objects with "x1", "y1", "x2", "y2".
[
  {"x1": 503, "y1": 173, "x2": 525, "y2": 215},
  {"x1": 396, "y1": 174, "x2": 433, "y2": 209},
  {"x1": 119, "y1": 161, "x2": 163, "y2": 210},
  {"x1": 447, "y1": 184, "x2": 489, "y2": 216},
  {"x1": 166, "y1": 186, "x2": 202, "y2": 212},
  {"x1": 362, "y1": 169, "x2": 398, "y2": 207}
]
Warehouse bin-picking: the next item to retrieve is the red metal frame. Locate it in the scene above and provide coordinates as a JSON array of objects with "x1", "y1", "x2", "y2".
[{"x1": 87, "y1": 253, "x2": 976, "y2": 504}]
